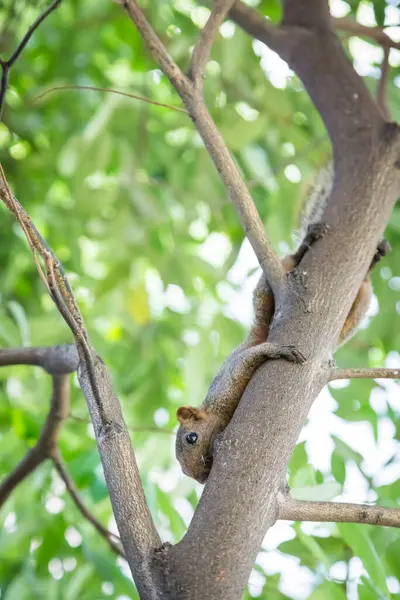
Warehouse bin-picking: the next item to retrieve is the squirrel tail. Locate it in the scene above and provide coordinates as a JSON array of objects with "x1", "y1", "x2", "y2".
[{"x1": 298, "y1": 160, "x2": 333, "y2": 239}]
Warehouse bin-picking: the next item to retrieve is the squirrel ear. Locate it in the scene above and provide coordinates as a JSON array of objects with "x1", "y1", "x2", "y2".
[{"x1": 177, "y1": 406, "x2": 202, "y2": 424}]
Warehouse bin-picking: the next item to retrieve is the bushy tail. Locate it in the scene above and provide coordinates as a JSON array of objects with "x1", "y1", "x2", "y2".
[{"x1": 298, "y1": 160, "x2": 333, "y2": 238}]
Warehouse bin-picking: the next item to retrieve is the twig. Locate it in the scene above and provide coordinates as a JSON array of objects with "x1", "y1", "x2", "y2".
[
  {"x1": 115, "y1": 0, "x2": 192, "y2": 100},
  {"x1": 189, "y1": 0, "x2": 235, "y2": 90},
  {"x1": 118, "y1": 0, "x2": 286, "y2": 295},
  {"x1": 334, "y1": 16, "x2": 400, "y2": 51},
  {"x1": 0, "y1": 167, "x2": 161, "y2": 594},
  {"x1": 330, "y1": 367, "x2": 400, "y2": 381},
  {"x1": 0, "y1": 0, "x2": 62, "y2": 120},
  {"x1": 0, "y1": 374, "x2": 69, "y2": 508},
  {"x1": 0, "y1": 345, "x2": 78, "y2": 374},
  {"x1": 32, "y1": 85, "x2": 188, "y2": 114},
  {"x1": 51, "y1": 452, "x2": 125, "y2": 557},
  {"x1": 377, "y1": 47, "x2": 391, "y2": 120},
  {"x1": 69, "y1": 412, "x2": 174, "y2": 435},
  {"x1": 280, "y1": 497, "x2": 400, "y2": 528}
]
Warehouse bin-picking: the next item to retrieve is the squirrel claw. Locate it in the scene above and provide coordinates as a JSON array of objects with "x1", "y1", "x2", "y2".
[
  {"x1": 306, "y1": 221, "x2": 330, "y2": 243},
  {"x1": 280, "y1": 345, "x2": 306, "y2": 363}
]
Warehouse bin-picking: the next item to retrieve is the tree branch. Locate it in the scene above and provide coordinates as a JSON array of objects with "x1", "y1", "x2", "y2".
[
  {"x1": 0, "y1": 0, "x2": 62, "y2": 119},
  {"x1": 330, "y1": 367, "x2": 400, "y2": 381},
  {"x1": 118, "y1": 0, "x2": 285, "y2": 296},
  {"x1": 51, "y1": 452, "x2": 125, "y2": 557},
  {"x1": 0, "y1": 344, "x2": 78, "y2": 374},
  {"x1": 188, "y1": 0, "x2": 235, "y2": 90},
  {"x1": 377, "y1": 47, "x2": 391, "y2": 120},
  {"x1": 0, "y1": 168, "x2": 161, "y2": 598},
  {"x1": 0, "y1": 374, "x2": 69, "y2": 508},
  {"x1": 116, "y1": 0, "x2": 191, "y2": 100},
  {"x1": 229, "y1": 0, "x2": 386, "y2": 156},
  {"x1": 279, "y1": 498, "x2": 400, "y2": 528},
  {"x1": 334, "y1": 16, "x2": 400, "y2": 51},
  {"x1": 282, "y1": 0, "x2": 332, "y2": 28}
]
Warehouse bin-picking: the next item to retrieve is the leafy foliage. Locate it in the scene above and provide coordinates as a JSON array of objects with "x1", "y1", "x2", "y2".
[{"x1": 0, "y1": 0, "x2": 400, "y2": 598}]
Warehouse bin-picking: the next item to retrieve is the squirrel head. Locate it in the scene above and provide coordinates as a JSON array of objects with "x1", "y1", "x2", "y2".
[{"x1": 175, "y1": 406, "x2": 225, "y2": 484}]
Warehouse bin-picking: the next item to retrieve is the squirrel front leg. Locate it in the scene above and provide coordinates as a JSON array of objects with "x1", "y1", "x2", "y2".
[
  {"x1": 175, "y1": 342, "x2": 305, "y2": 483},
  {"x1": 205, "y1": 342, "x2": 306, "y2": 417}
]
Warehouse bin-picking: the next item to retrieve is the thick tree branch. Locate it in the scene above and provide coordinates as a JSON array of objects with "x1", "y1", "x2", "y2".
[
  {"x1": 229, "y1": 0, "x2": 386, "y2": 156},
  {"x1": 118, "y1": 0, "x2": 286, "y2": 296},
  {"x1": 282, "y1": 0, "x2": 332, "y2": 28},
  {"x1": 330, "y1": 367, "x2": 400, "y2": 381},
  {"x1": 0, "y1": 374, "x2": 69, "y2": 508},
  {"x1": 0, "y1": 168, "x2": 161, "y2": 598},
  {"x1": 51, "y1": 452, "x2": 125, "y2": 557},
  {"x1": 0, "y1": 0, "x2": 62, "y2": 119},
  {"x1": 280, "y1": 498, "x2": 400, "y2": 528},
  {"x1": 189, "y1": 0, "x2": 235, "y2": 90},
  {"x1": 0, "y1": 344, "x2": 78, "y2": 374}
]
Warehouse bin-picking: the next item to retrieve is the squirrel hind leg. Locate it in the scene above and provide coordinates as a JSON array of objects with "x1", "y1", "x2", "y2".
[
  {"x1": 369, "y1": 239, "x2": 391, "y2": 271},
  {"x1": 337, "y1": 279, "x2": 372, "y2": 347}
]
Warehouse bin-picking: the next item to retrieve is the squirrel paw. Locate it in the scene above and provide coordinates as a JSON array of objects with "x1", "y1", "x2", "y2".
[
  {"x1": 279, "y1": 345, "x2": 306, "y2": 363},
  {"x1": 376, "y1": 239, "x2": 391, "y2": 258},
  {"x1": 370, "y1": 239, "x2": 391, "y2": 269},
  {"x1": 305, "y1": 222, "x2": 330, "y2": 245}
]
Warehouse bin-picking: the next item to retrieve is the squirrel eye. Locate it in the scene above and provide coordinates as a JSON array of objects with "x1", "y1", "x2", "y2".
[{"x1": 185, "y1": 432, "x2": 198, "y2": 445}]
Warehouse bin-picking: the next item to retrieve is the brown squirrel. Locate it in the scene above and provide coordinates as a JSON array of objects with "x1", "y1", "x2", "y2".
[{"x1": 175, "y1": 166, "x2": 390, "y2": 483}]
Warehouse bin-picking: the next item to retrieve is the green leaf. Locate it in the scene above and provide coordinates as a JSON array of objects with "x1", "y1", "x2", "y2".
[
  {"x1": 309, "y1": 581, "x2": 347, "y2": 600},
  {"x1": 338, "y1": 524, "x2": 389, "y2": 596},
  {"x1": 291, "y1": 482, "x2": 342, "y2": 501}
]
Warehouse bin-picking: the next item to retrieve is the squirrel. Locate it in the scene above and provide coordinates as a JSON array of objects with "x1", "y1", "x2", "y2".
[{"x1": 175, "y1": 164, "x2": 391, "y2": 484}]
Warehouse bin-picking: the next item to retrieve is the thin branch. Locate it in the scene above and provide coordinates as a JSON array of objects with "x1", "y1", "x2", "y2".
[
  {"x1": 189, "y1": 0, "x2": 235, "y2": 90},
  {"x1": 118, "y1": 0, "x2": 286, "y2": 295},
  {"x1": 0, "y1": 345, "x2": 78, "y2": 374},
  {"x1": 51, "y1": 452, "x2": 125, "y2": 557},
  {"x1": 0, "y1": 64, "x2": 9, "y2": 120},
  {"x1": 0, "y1": 374, "x2": 69, "y2": 508},
  {"x1": 116, "y1": 0, "x2": 192, "y2": 100},
  {"x1": 228, "y1": 2, "x2": 282, "y2": 49},
  {"x1": 377, "y1": 47, "x2": 391, "y2": 120},
  {"x1": 0, "y1": 444, "x2": 44, "y2": 507},
  {"x1": 330, "y1": 367, "x2": 400, "y2": 381},
  {"x1": 69, "y1": 412, "x2": 174, "y2": 435},
  {"x1": 188, "y1": 103, "x2": 286, "y2": 291},
  {"x1": 32, "y1": 85, "x2": 188, "y2": 114},
  {"x1": 334, "y1": 16, "x2": 400, "y2": 51},
  {"x1": 0, "y1": 167, "x2": 161, "y2": 595},
  {"x1": 280, "y1": 498, "x2": 400, "y2": 528},
  {"x1": 0, "y1": 0, "x2": 62, "y2": 119}
]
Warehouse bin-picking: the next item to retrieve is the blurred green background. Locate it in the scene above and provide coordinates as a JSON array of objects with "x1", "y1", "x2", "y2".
[{"x1": 1, "y1": 0, "x2": 400, "y2": 598}]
